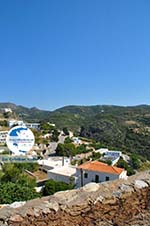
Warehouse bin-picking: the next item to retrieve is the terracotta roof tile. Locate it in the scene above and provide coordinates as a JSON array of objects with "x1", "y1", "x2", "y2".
[{"x1": 78, "y1": 161, "x2": 124, "y2": 175}]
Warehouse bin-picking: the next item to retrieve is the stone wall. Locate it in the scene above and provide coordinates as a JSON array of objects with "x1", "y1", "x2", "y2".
[{"x1": 0, "y1": 171, "x2": 150, "y2": 226}]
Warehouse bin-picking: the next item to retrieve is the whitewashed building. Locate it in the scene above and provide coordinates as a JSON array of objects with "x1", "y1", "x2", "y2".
[
  {"x1": 3, "y1": 108, "x2": 12, "y2": 113},
  {"x1": 8, "y1": 120, "x2": 25, "y2": 128},
  {"x1": 47, "y1": 165, "x2": 76, "y2": 184},
  {"x1": 72, "y1": 137, "x2": 81, "y2": 145},
  {"x1": 25, "y1": 123, "x2": 40, "y2": 130},
  {"x1": 95, "y1": 149, "x2": 122, "y2": 165},
  {"x1": 76, "y1": 161, "x2": 127, "y2": 188},
  {"x1": 38, "y1": 157, "x2": 77, "y2": 184},
  {"x1": 8, "y1": 120, "x2": 40, "y2": 130}
]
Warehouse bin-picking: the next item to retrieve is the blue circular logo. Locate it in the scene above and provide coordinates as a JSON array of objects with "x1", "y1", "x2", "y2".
[{"x1": 6, "y1": 126, "x2": 35, "y2": 155}]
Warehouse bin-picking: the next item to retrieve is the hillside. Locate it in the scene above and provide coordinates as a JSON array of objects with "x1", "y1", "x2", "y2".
[
  {"x1": 52, "y1": 105, "x2": 150, "y2": 159},
  {"x1": 0, "y1": 103, "x2": 150, "y2": 159},
  {"x1": 0, "y1": 103, "x2": 52, "y2": 121}
]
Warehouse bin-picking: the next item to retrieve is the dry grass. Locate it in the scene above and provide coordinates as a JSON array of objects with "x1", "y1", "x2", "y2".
[{"x1": 33, "y1": 170, "x2": 48, "y2": 180}]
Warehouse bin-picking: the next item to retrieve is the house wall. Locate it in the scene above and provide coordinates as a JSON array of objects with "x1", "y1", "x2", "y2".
[
  {"x1": 48, "y1": 171, "x2": 72, "y2": 184},
  {"x1": 25, "y1": 123, "x2": 40, "y2": 130},
  {"x1": 119, "y1": 170, "x2": 127, "y2": 179},
  {"x1": 75, "y1": 168, "x2": 121, "y2": 188}
]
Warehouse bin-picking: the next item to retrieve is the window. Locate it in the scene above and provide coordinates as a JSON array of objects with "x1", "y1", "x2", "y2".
[
  {"x1": 84, "y1": 173, "x2": 88, "y2": 178},
  {"x1": 105, "y1": 176, "x2": 109, "y2": 181},
  {"x1": 95, "y1": 175, "x2": 99, "y2": 183}
]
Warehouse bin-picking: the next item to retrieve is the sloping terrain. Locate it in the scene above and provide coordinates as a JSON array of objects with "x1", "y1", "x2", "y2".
[{"x1": 0, "y1": 103, "x2": 150, "y2": 159}]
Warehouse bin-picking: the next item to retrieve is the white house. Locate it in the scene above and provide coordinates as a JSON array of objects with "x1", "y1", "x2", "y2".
[
  {"x1": 8, "y1": 120, "x2": 25, "y2": 128},
  {"x1": 95, "y1": 149, "x2": 122, "y2": 166},
  {"x1": 72, "y1": 137, "x2": 81, "y2": 145},
  {"x1": 3, "y1": 108, "x2": 12, "y2": 113},
  {"x1": 47, "y1": 165, "x2": 77, "y2": 184},
  {"x1": 76, "y1": 161, "x2": 127, "y2": 188},
  {"x1": 95, "y1": 148, "x2": 109, "y2": 154},
  {"x1": 25, "y1": 123, "x2": 40, "y2": 130},
  {"x1": 38, "y1": 157, "x2": 77, "y2": 184},
  {"x1": 8, "y1": 120, "x2": 40, "y2": 130}
]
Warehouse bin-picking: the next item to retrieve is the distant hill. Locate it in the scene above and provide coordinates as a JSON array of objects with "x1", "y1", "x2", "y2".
[
  {"x1": 0, "y1": 103, "x2": 150, "y2": 159},
  {"x1": 0, "y1": 103, "x2": 52, "y2": 122}
]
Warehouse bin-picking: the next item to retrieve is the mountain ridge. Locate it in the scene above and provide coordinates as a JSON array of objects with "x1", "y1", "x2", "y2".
[{"x1": 0, "y1": 102, "x2": 150, "y2": 159}]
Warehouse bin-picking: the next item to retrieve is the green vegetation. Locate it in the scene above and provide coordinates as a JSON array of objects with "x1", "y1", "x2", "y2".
[
  {"x1": 64, "y1": 137, "x2": 73, "y2": 144},
  {"x1": 0, "y1": 163, "x2": 40, "y2": 204},
  {"x1": 55, "y1": 143, "x2": 76, "y2": 156},
  {"x1": 0, "y1": 182, "x2": 40, "y2": 204},
  {"x1": 116, "y1": 157, "x2": 135, "y2": 176},
  {"x1": 130, "y1": 154, "x2": 141, "y2": 170},
  {"x1": 139, "y1": 161, "x2": 150, "y2": 171},
  {"x1": 0, "y1": 162, "x2": 74, "y2": 204},
  {"x1": 55, "y1": 143, "x2": 92, "y2": 157},
  {"x1": 0, "y1": 120, "x2": 7, "y2": 127},
  {"x1": 13, "y1": 162, "x2": 39, "y2": 172},
  {"x1": 40, "y1": 122, "x2": 55, "y2": 132},
  {"x1": 90, "y1": 142, "x2": 105, "y2": 150},
  {"x1": 71, "y1": 158, "x2": 88, "y2": 166},
  {"x1": 42, "y1": 179, "x2": 74, "y2": 196},
  {"x1": 0, "y1": 150, "x2": 10, "y2": 155},
  {"x1": 76, "y1": 144, "x2": 92, "y2": 154},
  {"x1": 33, "y1": 105, "x2": 150, "y2": 160},
  {"x1": 89, "y1": 151, "x2": 101, "y2": 161},
  {"x1": 3, "y1": 112, "x2": 11, "y2": 119},
  {"x1": 51, "y1": 129, "x2": 60, "y2": 142},
  {"x1": 0, "y1": 103, "x2": 150, "y2": 160},
  {"x1": 63, "y1": 127, "x2": 69, "y2": 135}
]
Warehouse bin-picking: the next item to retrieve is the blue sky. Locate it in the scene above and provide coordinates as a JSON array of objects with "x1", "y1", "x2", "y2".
[{"x1": 0, "y1": 0, "x2": 150, "y2": 110}]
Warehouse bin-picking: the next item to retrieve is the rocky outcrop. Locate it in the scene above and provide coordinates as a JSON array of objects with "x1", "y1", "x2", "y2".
[{"x1": 0, "y1": 171, "x2": 150, "y2": 226}]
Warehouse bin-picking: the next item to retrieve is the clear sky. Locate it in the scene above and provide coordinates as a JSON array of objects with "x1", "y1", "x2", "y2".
[{"x1": 0, "y1": 0, "x2": 150, "y2": 110}]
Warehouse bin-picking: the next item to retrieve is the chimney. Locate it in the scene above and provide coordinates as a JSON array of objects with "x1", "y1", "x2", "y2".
[{"x1": 62, "y1": 156, "x2": 64, "y2": 166}]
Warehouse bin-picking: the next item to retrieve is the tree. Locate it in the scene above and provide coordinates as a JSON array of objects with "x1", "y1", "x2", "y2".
[
  {"x1": 117, "y1": 157, "x2": 135, "y2": 176},
  {"x1": 0, "y1": 163, "x2": 40, "y2": 204},
  {"x1": 13, "y1": 163, "x2": 39, "y2": 173},
  {"x1": 51, "y1": 129, "x2": 60, "y2": 142},
  {"x1": 3, "y1": 112, "x2": 11, "y2": 119},
  {"x1": 0, "y1": 182, "x2": 40, "y2": 204},
  {"x1": 55, "y1": 143, "x2": 76, "y2": 157},
  {"x1": 64, "y1": 137, "x2": 73, "y2": 144},
  {"x1": 40, "y1": 122, "x2": 55, "y2": 133},
  {"x1": 117, "y1": 157, "x2": 129, "y2": 169},
  {"x1": 55, "y1": 143, "x2": 65, "y2": 156},
  {"x1": 76, "y1": 144, "x2": 88, "y2": 154},
  {"x1": 42, "y1": 179, "x2": 74, "y2": 196},
  {"x1": 0, "y1": 120, "x2": 7, "y2": 127},
  {"x1": 130, "y1": 154, "x2": 141, "y2": 169},
  {"x1": 1, "y1": 164, "x2": 20, "y2": 183},
  {"x1": 63, "y1": 127, "x2": 69, "y2": 136}
]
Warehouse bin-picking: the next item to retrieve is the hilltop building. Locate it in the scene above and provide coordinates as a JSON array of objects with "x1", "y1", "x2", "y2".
[
  {"x1": 2, "y1": 108, "x2": 12, "y2": 113},
  {"x1": 25, "y1": 123, "x2": 40, "y2": 130},
  {"x1": 8, "y1": 120, "x2": 40, "y2": 130},
  {"x1": 8, "y1": 120, "x2": 25, "y2": 128}
]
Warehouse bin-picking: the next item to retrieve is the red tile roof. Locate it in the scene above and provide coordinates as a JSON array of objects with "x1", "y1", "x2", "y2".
[{"x1": 78, "y1": 161, "x2": 124, "y2": 175}]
